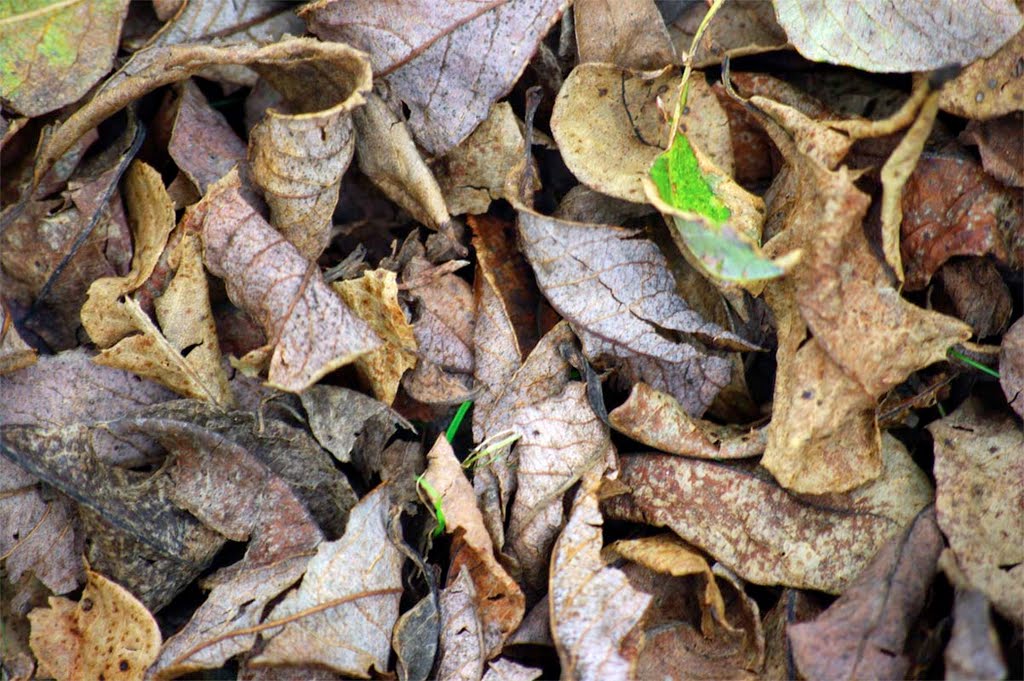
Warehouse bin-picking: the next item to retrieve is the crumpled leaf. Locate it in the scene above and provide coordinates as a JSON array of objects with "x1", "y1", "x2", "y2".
[
  {"x1": 574, "y1": 0, "x2": 674, "y2": 69},
  {"x1": 609, "y1": 382, "x2": 765, "y2": 459},
  {"x1": 333, "y1": 269, "x2": 418, "y2": 405},
  {"x1": 250, "y1": 485, "x2": 404, "y2": 676},
  {"x1": 959, "y1": 113, "x2": 1024, "y2": 188},
  {"x1": 249, "y1": 43, "x2": 371, "y2": 260},
  {"x1": 0, "y1": 301, "x2": 36, "y2": 375},
  {"x1": 303, "y1": 0, "x2": 568, "y2": 156},
  {"x1": 1000, "y1": 317, "x2": 1024, "y2": 418},
  {"x1": 788, "y1": 507, "x2": 943, "y2": 681},
  {"x1": 423, "y1": 435, "x2": 524, "y2": 657},
  {"x1": 940, "y1": 28, "x2": 1024, "y2": 119},
  {"x1": 436, "y1": 567, "x2": 485, "y2": 681},
  {"x1": 928, "y1": 399, "x2": 1024, "y2": 624},
  {"x1": 0, "y1": 0, "x2": 130, "y2": 117},
  {"x1": 944, "y1": 587, "x2": 1007, "y2": 680},
  {"x1": 518, "y1": 206, "x2": 745, "y2": 416},
  {"x1": 550, "y1": 469, "x2": 652, "y2": 681},
  {"x1": 772, "y1": 0, "x2": 1023, "y2": 73},
  {"x1": 604, "y1": 434, "x2": 933, "y2": 594},
  {"x1": 28, "y1": 566, "x2": 160, "y2": 681},
  {"x1": 481, "y1": 658, "x2": 543, "y2": 681},
  {"x1": 300, "y1": 383, "x2": 409, "y2": 467},
  {"x1": 168, "y1": 80, "x2": 248, "y2": 195},
  {"x1": 196, "y1": 170, "x2": 380, "y2": 392},
  {"x1": 352, "y1": 91, "x2": 451, "y2": 230},
  {"x1": 551, "y1": 64, "x2": 732, "y2": 203}
]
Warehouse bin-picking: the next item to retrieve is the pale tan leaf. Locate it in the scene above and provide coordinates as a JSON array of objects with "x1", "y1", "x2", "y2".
[
  {"x1": 352, "y1": 91, "x2": 451, "y2": 230},
  {"x1": 1001, "y1": 318, "x2": 1024, "y2": 418},
  {"x1": 773, "y1": 0, "x2": 1023, "y2": 73},
  {"x1": 574, "y1": 0, "x2": 675, "y2": 69},
  {"x1": 28, "y1": 567, "x2": 161, "y2": 681},
  {"x1": 197, "y1": 171, "x2": 380, "y2": 392},
  {"x1": 333, "y1": 269, "x2": 418, "y2": 405},
  {"x1": 251, "y1": 486, "x2": 404, "y2": 675},
  {"x1": 302, "y1": 0, "x2": 568, "y2": 156},
  {"x1": 668, "y1": 2, "x2": 788, "y2": 67},
  {"x1": 436, "y1": 567, "x2": 485, "y2": 681},
  {"x1": 940, "y1": 29, "x2": 1024, "y2": 119},
  {"x1": 0, "y1": 301, "x2": 35, "y2": 375},
  {"x1": 481, "y1": 658, "x2": 542, "y2": 681},
  {"x1": 249, "y1": 44, "x2": 371, "y2": 260}
]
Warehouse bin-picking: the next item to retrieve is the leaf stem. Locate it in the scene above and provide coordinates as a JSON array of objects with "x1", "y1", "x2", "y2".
[{"x1": 667, "y1": 0, "x2": 728, "y2": 149}]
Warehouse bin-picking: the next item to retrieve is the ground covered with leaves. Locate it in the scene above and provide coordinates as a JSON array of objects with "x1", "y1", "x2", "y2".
[{"x1": 1, "y1": 1, "x2": 1022, "y2": 680}]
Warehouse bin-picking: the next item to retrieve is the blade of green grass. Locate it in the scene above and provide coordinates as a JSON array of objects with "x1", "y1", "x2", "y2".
[
  {"x1": 947, "y1": 348, "x2": 1000, "y2": 379},
  {"x1": 445, "y1": 400, "x2": 472, "y2": 443}
]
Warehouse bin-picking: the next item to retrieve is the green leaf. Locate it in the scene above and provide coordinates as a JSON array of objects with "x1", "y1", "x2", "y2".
[{"x1": 650, "y1": 134, "x2": 731, "y2": 225}]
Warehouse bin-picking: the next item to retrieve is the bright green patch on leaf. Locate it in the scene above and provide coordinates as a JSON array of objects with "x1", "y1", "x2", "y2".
[{"x1": 651, "y1": 134, "x2": 731, "y2": 225}]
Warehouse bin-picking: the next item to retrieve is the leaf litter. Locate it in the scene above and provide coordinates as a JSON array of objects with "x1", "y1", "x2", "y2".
[{"x1": 1, "y1": 3, "x2": 1022, "y2": 679}]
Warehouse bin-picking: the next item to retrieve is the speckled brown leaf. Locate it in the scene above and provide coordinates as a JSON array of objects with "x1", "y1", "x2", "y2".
[
  {"x1": 773, "y1": 0, "x2": 1022, "y2": 72},
  {"x1": 28, "y1": 567, "x2": 160, "y2": 681},
  {"x1": 550, "y1": 470, "x2": 652, "y2": 681},
  {"x1": 197, "y1": 171, "x2": 380, "y2": 392},
  {"x1": 352, "y1": 91, "x2": 451, "y2": 230},
  {"x1": 0, "y1": 301, "x2": 35, "y2": 375},
  {"x1": 551, "y1": 65, "x2": 733, "y2": 203},
  {"x1": 250, "y1": 486, "x2": 404, "y2": 675},
  {"x1": 1001, "y1": 318, "x2": 1024, "y2": 418},
  {"x1": 940, "y1": 29, "x2": 1024, "y2": 119},
  {"x1": 423, "y1": 435, "x2": 524, "y2": 657},
  {"x1": 928, "y1": 399, "x2": 1024, "y2": 624},
  {"x1": 961, "y1": 112, "x2": 1024, "y2": 188},
  {"x1": 609, "y1": 382, "x2": 765, "y2": 459},
  {"x1": 518, "y1": 208, "x2": 743, "y2": 416},
  {"x1": 249, "y1": 44, "x2": 371, "y2": 260},
  {"x1": 944, "y1": 588, "x2": 1007, "y2": 680},
  {"x1": 668, "y1": 2, "x2": 788, "y2": 67},
  {"x1": 788, "y1": 507, "x2": 943, "y2": 681},
  {"x1": 574, "y1": 0, "x2": 674, "y2": 69},
  {"x1": 604, "y1": 437, "x2": 932, "y2": 593},
  {"x1": 303, "y1": 0, "x2": 568, "y2": 156},
  {"x1": 168, "y1": 80, "x2": 249, "y2": 195},
  {"x1": 0, "y1": 0, "x2": 130, "y2": 117},
  {"x1": 333, "y1": 269, "x2": 418, "y2": 405}
]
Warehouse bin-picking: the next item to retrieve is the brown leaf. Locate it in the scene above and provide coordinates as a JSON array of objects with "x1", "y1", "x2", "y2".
[
  {"x1": 333, "y1": 269, "x2": 418, "y2": 405},
  {"x1": 303, "y1": 0, "x2": 568, "y2": 156},
  {"x1": 959, "y1": 113, "x2": 1024, "y2": 188},
  {"x1": 574, "y1": 0, "x2": 674, "y2": 69},
  {"x1": 250, "y1": 485, "x2": 405, "y2": 675},
  {"x1": 197, "y1": 171, "x2": 380, "y2": 392},
  {"x1": 249, "y1": 44, "x2": 371, "y2": 260},
  {"x1": 168, "y1": 80, "x2": 248, "y2": 195},
  {"x1": 940, "y1": 29, "x2": 1024, "y2": 119},
  {"x1": 423, "y1": 435, "x2": 525, "y2": 657},
  {"x1": 928, "y1": 399, "x2": 1024, "y2": 624},
  {"x1": 788, "y1": 507, "x2": 943, "y2": 681},
  {"x1": 0, "y1": 0, "x2": 130, "y2": 117},
  {"x1": 0, "y1": 301, "x2": 35, "y2": 375},
  {"x1": 392, "y1": 592, "x2": 440, "y2": 681},
  {"x1": 518, "y1": 208, "x2": 742, "y2": 416},
  {"x1": 551, "y1": 65, "x2": 733, "y2": 203},
  {"x1": 436, "y1": 567, "x2": 485, "y2": 681},
  {"x1": 609, "y1": 382, "x2": 766, "y2": 459},
  {"x1": 604, "y1": 436, "x2": 932, "y2": 594},
  {"x1": 28, "y1": 567, "x2": 160, "y2": 681},
  {"x1": 668, "y1": 2, "x2": 788, "y2": 67},
  {"x1": 944, "y1": 588, "x2": 1007, "y2": 680},
  {"x1": 481, "y1": 658, "x2": 543, "y2": 681},
  {"x1": 936, "y1": 258, "x2": 1013, "y2": 339},
  {"x1": 1000, "y1": 317, "x2": 1024, "y2": 418},
  {"x1": 550, "y1": 470, "x2": 652, "y2": 680}
]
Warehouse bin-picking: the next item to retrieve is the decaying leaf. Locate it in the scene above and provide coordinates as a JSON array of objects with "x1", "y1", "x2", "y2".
[
  {"x1": 960, "y1": 113, "x2": 1024, "y2": 188},
  {"x1": 436, "y1": 567, "x2": 485, "y2": 681},
  {"x1": 668, "y1": 2, "x2": 788, "y2": 67},
  {"x1": 168, "y1": 80, "x2": 248, "y2": 195},
  {"x1": 937, "y1": 258, "x2": 1013, "y2": 340},
  {"x1": 788, "y1": 507, "x2": 944, "y2": 681},
  {"x1": 0, "y1": 301, "x2": 35, "y2": 375},
  {"x1": 573, "y1": 0, "x2": 674, "y2": 69},
  {"x1": 196, "y1": 170, "x2": 380, "y2": 392},
  {"x1": 609, "y1": 382, "x2": 765, "y2": 459},
  {"x1": 481, "y1": 658, "x2": 543, "y2": 681},
  {"x1": 944, "y1": 587, "x2": 1007, "y2": 680},
  {"x1": 0, "y1": 0, "x2": 130, "y2": 117},
  {"x1": 393, "y1": 592, "x2": 440, "y2": 681},
  {"x1": 333, "y1": 269, "x2": 418, "y2": 405},
  {"x1": 303, "y1": 0, "x2": 568, "y2": 156},
  {"x1": 928, "y1": 399, "x2": 1024, "y2": 624},
  {"x1": 1000, "y1": 318, "x2": 1024, "y2": 418},
  {"x1": 773, "y1": 0, "x2": 1023, "y2": 72},
  {"x1": 250, "y1": 486, "x2": 404, "y2": 676},
  {"x1": 940, "y1": 29, "x2": 1024, "y2": 119},
  {"x1": 28, "y1": 567, "x2": 159, "y2": 681}
]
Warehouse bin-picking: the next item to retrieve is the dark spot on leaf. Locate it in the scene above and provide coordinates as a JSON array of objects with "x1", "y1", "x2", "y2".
[
  {"x1": 119, "y1": 660, "x2": 129, "y2": 671},
  {"x1": 81, "y1": 598, "x2": 94, "y2": 611}
]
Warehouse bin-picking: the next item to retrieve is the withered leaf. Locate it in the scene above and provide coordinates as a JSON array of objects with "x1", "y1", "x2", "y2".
[
  {"x1": 574, "y1": 0, "x2": 674, "y2": 69},
  {"x1": 300, "y1": 384, "x2": 409, "y2": 468},
  {"x1": 168, "y1": 80, "x2": 248, "y2": 195},
  {"x1": 481, "y1": 658, "x2": 543, "y2": 681},
  {"x1": 1001, "y1": 317, "x2": 1024, "y2": 418},
  {"x1": 960, "y1": 113, "x2": 1024, "y2": 188},
  {"x1": 393, "y1": 592, "x2": 440, "y2": 681},
  {"x1": 937, "y1": 258, "x2": 1012, "y2": 339},
  {"x1": 518, "y1": 207, "x2": 744, "y2": 416},
  {"x1": 944, "y1": 588, "x2": 1007, "y2": 680},
  {"x1": 151, "y1": 0, "x2": 305, "y2": 60},
  {"x1": 197, "y1": 170, "x2": 380, "y2": 392},
  {"x1": 940, "y1": 29, "x2": 1024, "y2": 119},
  {"x1": 436, "y1": 567, "x2": 485, "y2": 681},
  {"x1": 550, "y1": 471, "x2": 651, "y2": 680},
  {"x1": 28, "y1": 567, "x2": 160, "y2": 681},
  {"x1": 251, "y1": 485, "x2": 404, "y2": 676},
  {"x1": 668, "y1": 2, "x2": 788, "y2": 67},
  {"x1": 0, "y1": 301, "x2": 35, "y2": 375},
  {"x1": 788, "y1": 507, "x2": 943, "y2": 681},
  {"x1": 928, "y1": 399, "x2": 1024, "y2": 624},
  {"x1": 303, "y1": 0, "x2": 568, "y2": 156}
]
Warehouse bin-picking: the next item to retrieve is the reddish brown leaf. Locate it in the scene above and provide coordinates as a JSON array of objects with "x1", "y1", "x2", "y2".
[
  {"x1": 168, "y1": 81, "x2": 248, "y2": 195},
  {"x1": 959, "y1": 113, "x2": 1024, "y2": 188},
  {"x1": 1001, "y1": 317, "x2": 1024, "y2": 418}
]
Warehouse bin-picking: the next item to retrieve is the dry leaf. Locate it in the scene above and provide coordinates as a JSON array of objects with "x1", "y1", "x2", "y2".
[
  {"x1": 518, "y1": 207, "x2": 744, "y2": 416},
  {"x1": 300, "y1": 385, "x2": 410, "y2": 471},
  {"x1": 944, "y1": 588, "x2": 1007, "y2": 680},
  {"x1": 959, "y1": 113, "x2": 1024, "y2": 187},
  {"x1": 550, "y1": 470, "x2": 652, "y2": 680},
  {"x1": 168, "y1": 80, "x2": 248, "y2": 194},
  {"x1": 436, "y1": 567, "x2": 485, "y2": 681},
  {"x1": 197, "y1": 170, "x2": 380, "y2": 392},
  {"x1": 333, "y1": 269, "x2": 418, "y2": 404},
  {"x1": 481, "y1": 658, "x2": 543, "y2": 681},
  {"x1": 28, "y1": 567, "x2": 160, "y2": 681},
  {"x1": 249, "y1": 43, "x2": 371, "y2": 260},
  {"x1": 352, "y1": 91, "x2": 451, "y2": 230},
  {"x1": 668, "y1": 2, "x2": 788, "y2": 67},
  {"x1": 251, "y1": 485, "x2": 404, "y2": 676},
  {"x1": 423, "y1": 436, "x2": 525, "y2": 657},
  {"x1": 393, "y1": 592, "x2": 440, "y2": 681},
  {"x1": 928, "y1": 399, "x2": 1024, "y2": 624},
  {"x1": 303, "y1": 0, "x2": 568, "y2": 156},
  {"x1": 940, "y1": 29, "x2": 1024, "y2": 119},
  {"x1": 551, "y1": 65, "x2": 732, "y2": 203},
  {"x1": 0, "y1": 301, "x2": 35, "y2": 375},
  {"x1": 773, "y1": 0, "x2": 1023, "y2": 72},
  {"x1": 936, "y1": 258, "x2": 1012, "y2": 339},
  {"x1": 574, "y1": 0, "x2": 675, "y2": 69},
  {"x1": 1001, "y1": 317, "x2": 1024, "y2": 418},
  {"x1": 609, "y1": 382, "x2": 766, "y2": 459},
  {"x1": 788, "y1": 507, "x2": 943, "y2": 681}
]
